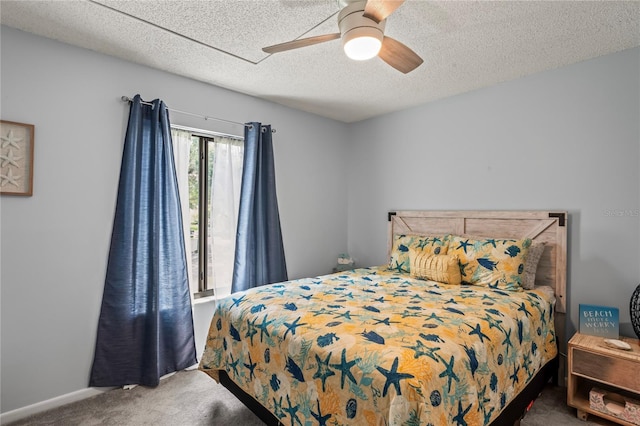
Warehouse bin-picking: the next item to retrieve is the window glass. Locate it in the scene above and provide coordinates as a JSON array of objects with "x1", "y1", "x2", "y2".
[{"x1": 171, "y1": 127, "x2": 243, "y2": 299}]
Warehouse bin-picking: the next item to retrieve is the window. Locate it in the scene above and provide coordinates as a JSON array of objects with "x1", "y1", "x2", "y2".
[{"x1": 171, "y1": 127, "x2": 244, "y2": 299}]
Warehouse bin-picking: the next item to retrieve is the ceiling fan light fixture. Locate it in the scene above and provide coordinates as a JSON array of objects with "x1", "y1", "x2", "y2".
[
  {"x1": 343, "y1": 27, "x2": 383, "y2": 61},
  {"x1": 262, "y1": 0, "x2": 423, "y2": 73}
]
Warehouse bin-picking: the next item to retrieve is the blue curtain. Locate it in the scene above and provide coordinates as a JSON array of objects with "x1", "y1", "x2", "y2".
[
  {"x1": 90, "y1": 95, "x2": 196, "y2": 387},
  {"x1": 231, "y1": 123, "x2": 287, "y2": 293}
]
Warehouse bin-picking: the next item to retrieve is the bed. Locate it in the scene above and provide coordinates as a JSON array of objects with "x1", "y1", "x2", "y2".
[{"x1": 199, "y1": 210, "x2": 567, "y2": 425}]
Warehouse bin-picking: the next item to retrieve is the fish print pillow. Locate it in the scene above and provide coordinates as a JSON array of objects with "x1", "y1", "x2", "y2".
[
  {"x1": 448, "y1": 235, "x2": 531, "y2": 291},
  {"x1": 388, "y1": 234, "x2": 449, "y2": 273}
]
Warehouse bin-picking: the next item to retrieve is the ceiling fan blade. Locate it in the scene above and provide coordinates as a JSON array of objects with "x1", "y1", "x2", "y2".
[
  {"x1": 363, "y1": 0, "x2": 405, "y2": 23},
  {"x1": 263, "y1": 33, "x2": 341, "y2": 54},
  {"x1": 378, "y1": 36, "x2": 423, "y2": 74}
]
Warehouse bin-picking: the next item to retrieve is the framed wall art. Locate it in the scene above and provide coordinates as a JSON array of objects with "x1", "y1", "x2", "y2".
[{"x1": 0, "y1": 120, "x2": 34, "y2": 196}]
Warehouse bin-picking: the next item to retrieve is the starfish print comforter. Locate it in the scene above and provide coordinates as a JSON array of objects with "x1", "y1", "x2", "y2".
[{"x1": 199, "y1": 266, "x2": 557, "y2": 425}]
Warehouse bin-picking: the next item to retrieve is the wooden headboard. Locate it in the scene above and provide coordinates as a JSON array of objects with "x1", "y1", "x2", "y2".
[{"x1": 388, "y1": 210, "x2": 568, "y2": 313}]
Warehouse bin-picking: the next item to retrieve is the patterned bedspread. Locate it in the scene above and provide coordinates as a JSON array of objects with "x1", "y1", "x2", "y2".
[{"x1": 199, "y1": 267, "x2": 557, "y2": 426}]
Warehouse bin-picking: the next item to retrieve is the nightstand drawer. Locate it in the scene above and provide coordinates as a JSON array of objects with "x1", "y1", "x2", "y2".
[{"x1": 572, "y1": 347, "x2": 640, "y2": 393}]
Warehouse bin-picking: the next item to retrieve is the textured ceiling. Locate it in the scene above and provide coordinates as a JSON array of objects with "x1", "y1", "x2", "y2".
[{"x1": 2, "y1": 0, "x2": 639, "y2": 123}]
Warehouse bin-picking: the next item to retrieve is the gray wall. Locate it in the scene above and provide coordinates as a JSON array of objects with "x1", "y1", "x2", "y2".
[
  {"x1": 346, "y1": 47, "x2": 640, "y2": 340},
  {"x1": 0, "y1": 27, "x2": 349, "y2": 413}
]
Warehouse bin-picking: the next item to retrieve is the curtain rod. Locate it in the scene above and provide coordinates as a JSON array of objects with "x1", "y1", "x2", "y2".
[{"x1": 120, "y1": 96, "x2": 275, "y2": 133}]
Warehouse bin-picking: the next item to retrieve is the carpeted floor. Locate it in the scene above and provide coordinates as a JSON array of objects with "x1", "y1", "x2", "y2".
[
  {"x1": 7, "y1": 370, "x2": 616, "y2": 426},
  {"x1": 520, "y1": 384, "x2": 615, "y2": 426}
]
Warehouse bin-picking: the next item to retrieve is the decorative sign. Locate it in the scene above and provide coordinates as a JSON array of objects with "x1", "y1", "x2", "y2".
[
  {"x1": 579, "y1": 304, "x2": 619, "y2": 338},
  {"x1": 0, "y1": 120, "x2": 34, "y2": 196}
]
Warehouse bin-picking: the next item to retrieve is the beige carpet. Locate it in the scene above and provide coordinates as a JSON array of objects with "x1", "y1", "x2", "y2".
[{"x1": 7, "y1": 370, "x2": 617, "y2": 425}]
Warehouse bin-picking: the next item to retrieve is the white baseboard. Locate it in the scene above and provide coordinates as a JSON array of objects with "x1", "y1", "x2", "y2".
[{"x1": 0, "y1": 386, "x2": 115, "y2": 425}]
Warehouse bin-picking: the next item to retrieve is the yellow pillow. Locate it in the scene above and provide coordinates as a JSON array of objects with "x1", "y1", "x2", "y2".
[
  {"x1": 409, "y1": 250, "x2": 462, "y2": 285},
  {"x1": 388, "y1": 234, "x2": 449, "y2": 273},
  {"x1": 448, "y1": 235, "x2": 531, "y2": 291}
]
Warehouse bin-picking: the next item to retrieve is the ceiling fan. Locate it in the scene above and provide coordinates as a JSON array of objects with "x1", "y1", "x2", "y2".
[{"x1": 262, "y1": 0, "x2": 423, "y2": 74}]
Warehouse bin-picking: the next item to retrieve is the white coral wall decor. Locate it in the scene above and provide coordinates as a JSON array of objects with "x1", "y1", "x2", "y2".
[{"x1": 0, "y1": 120, "x2": 34, "y2": 196}]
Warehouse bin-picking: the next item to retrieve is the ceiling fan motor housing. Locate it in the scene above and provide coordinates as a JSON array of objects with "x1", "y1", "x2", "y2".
[{"x1": 338, "y1": 1, "x2": 386, "y2": 60}]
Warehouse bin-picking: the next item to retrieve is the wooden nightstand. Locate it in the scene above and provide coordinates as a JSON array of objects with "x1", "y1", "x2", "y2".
[{"x1": 567, "y1": 333, "x2": 640, "y2": 425}]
